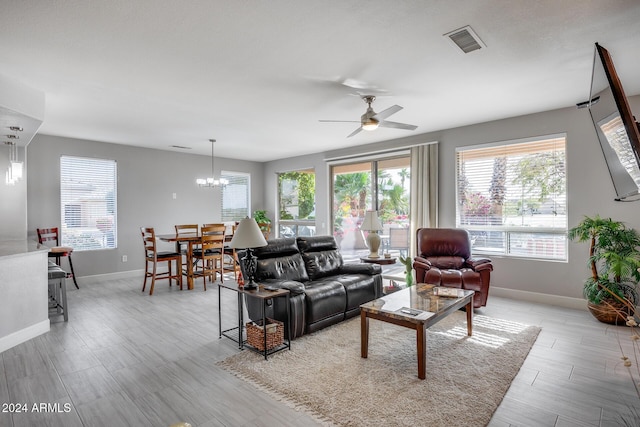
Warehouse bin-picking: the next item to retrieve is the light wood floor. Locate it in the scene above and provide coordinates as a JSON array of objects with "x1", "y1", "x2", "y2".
[{"x1": 1, "y1": 275, "x2": 639, "y2": 427}]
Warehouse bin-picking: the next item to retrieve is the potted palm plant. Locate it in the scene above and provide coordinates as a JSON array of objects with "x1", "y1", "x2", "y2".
[
  {"x1": 253, "y1": 210, "x2": 272, "y2": 238},
  {"x1": 568, "y1": 215, "x2": 640, "y2": 324}
]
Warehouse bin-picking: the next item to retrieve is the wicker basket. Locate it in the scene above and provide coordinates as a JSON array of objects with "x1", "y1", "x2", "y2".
[
  {"x1": 587, "y1": 301, "x2": 629, "y2": 325},
  {"x1": 246, "y1": 318, "x2": 284, "y2": 351}
]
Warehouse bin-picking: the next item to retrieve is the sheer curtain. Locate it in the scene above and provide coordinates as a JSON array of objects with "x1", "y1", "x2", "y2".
[{"x1": 409, "y1": 143, "x2": 438, "y2": 256}]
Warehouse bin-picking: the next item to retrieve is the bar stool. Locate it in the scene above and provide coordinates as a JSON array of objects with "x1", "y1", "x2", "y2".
[
  {"x1": 37, "y1": 227, "x2": 79, "y2": 289},
  {"x1": 48, "y1": 260, "x2": 69, "y2": 321}
]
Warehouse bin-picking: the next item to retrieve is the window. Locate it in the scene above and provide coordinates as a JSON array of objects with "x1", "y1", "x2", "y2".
[
  {"x1": 456, "y1": 135, "x2": 567, "y2": 260},
  {"x1": 331, "y1": 155, "x2": 411, "y2": 257},
  {"x1": 278, "y1": 169, "x2": 316, "y2": 238},
  {"x1": 60, "y1": 156, "x2": 117, "y2": 251},
  {"x1": 221, "y1": 171, "x2": 250, "y2": 221}
]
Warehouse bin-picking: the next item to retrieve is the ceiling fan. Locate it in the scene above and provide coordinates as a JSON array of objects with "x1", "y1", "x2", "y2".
[{"x1": 320, "y1": 95, "x2": 417, "y2": 138}]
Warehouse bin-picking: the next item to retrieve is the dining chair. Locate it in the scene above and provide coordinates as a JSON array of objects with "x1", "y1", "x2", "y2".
[
  {"x1": 140, "y1": 227, "x2": 183, "y2": 295},
  {"x1": 202, "y1": 223, "x2": 225, "y2": 227},
  {"x1": 223, "y1": 222, "x2": 241, "y2": 280},
  {"x1": 174, "y1": 224, "x2": 199, "y2": 269},
  {"x1": 192, "y1": 224, "x2": 225, "y2": 290},
  {"x1": 37, "y1": 227, "x2": 79, "y2": 289},
  {"x1": 175, "y1": 224, "x2": 199, "y2": 234}
]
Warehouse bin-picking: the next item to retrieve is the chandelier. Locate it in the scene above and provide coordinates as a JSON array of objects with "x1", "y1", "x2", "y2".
[
  {"x1": 5, "y1": 126, "x2": 24, "y2": 185},
  {"x1": 196, "y1": 139, "x2": 228, "y2": 188}
]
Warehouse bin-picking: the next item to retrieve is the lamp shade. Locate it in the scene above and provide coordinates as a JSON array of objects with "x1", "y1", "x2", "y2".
[
  {"x1": 229, "y1": 217, "x2": 268, "y2": 249},
  {"x1": 361, "y1": 210, "x2": 383, "y2": 231}
]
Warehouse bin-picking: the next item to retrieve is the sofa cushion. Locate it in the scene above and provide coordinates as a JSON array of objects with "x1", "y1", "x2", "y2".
[
  {"x1": 256, "y1": 254, "x2": 309, "y2": 282},
  {"x1": 417, "y1": 228, "x2": 472, "y2": 259},
  {"x1": 314, "y1": 274, "x2": 378, "y2": 312},
  {"x1": 297, "y1": 236, "x2": 344, "y2": 280},
  {"x1": 301, "y1": 250, "x2": 344, "y2": 280},
  {"x1": 254, "y1": 238, "x2": 299, "y2": 258},
  {"x1": 424, "y1": 256, "x2": 465, "y2": 269},
  {"x1": 252, "y1": 238, "x2": 310, "y2": 282},
  {"x1": 303, "y1": 280, "x2": 346, "y2": 324}
]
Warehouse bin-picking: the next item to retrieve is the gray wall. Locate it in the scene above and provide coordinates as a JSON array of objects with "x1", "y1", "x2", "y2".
[
  {"x1": 27, "y1": 135, "x2": 264, "y2": 278},
  {"x1": 262, "y1": 95, "x2": 640, "y2": 302},
  {"x1": 23, "y1": 94, "x2": 640, "y2": 301}
]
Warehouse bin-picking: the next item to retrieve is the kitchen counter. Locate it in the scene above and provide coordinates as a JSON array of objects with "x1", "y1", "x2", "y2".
[
  {"x1": 0, "y1": 240, "x2": 50, "y2": 353},
  {"x1": 0, "y1": 239, "x2": 48, "y2": 258}
]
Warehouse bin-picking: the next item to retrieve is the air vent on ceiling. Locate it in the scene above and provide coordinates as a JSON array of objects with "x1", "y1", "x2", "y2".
[{"x1": 444, "y1": 25, "x2": 485, "y2": 54}]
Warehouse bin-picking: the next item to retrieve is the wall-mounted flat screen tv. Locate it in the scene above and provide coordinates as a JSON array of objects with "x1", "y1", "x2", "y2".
[{"x1": 588, "y1": 43, "x2": 640, "y2": 201}]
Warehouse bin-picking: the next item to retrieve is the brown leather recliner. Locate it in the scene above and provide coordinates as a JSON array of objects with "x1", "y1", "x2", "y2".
[{"x1": 413, "y1": 228, "x2": 493, "y2": 308}]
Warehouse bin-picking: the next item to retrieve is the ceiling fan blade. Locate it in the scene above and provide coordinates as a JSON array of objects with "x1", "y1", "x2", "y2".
[
  {"x1": 373, "y1": 105, "x2": 403, "y2": 120},
  {"x1": 347, "y1": 127, "x2": 363, "y2": 138},
  {"x1": 319, "y1": 120, "x2": 361, "y2": 123},
  {"x1": 378, "y1": 120, "x2": 417, "y2": 131}
]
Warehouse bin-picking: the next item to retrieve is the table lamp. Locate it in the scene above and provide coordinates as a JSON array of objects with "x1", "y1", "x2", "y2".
[
  {"x1": 361, "y1": 210, "x2": 384, "y2": 258},
  {"x1": 229, "y1": 216, "x2": 268, "y2": 290}
]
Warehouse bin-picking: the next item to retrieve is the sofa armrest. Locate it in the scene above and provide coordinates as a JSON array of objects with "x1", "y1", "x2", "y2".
[
  {"x1": 413, "y1": 256, "x2": 432, "y2": 269},
  {"x1": 339, "y1": 263, "x2": 382, "y2": 276},
  {"x1": 466, "y1": 257, "x2": 493, "y2": 271},
  {"x1": 260, "y1": 279, "x2": 306, "y2": 296},
  {"x1": 412, "y1": 256, "x2": 432, "y2": 284}
]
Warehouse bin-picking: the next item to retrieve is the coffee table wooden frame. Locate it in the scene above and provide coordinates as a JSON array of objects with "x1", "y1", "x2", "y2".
[{"x1": 360, "y1": 285, "x2": 474, "y2": 379}]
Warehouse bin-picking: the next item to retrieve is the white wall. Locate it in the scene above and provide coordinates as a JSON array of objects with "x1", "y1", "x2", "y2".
[
  {"x1": 27, "y1": 134, "x2": 264, "y2": 278},
  {"x1": 262, "y1": 95, "x2": 640, "y2": 302}
]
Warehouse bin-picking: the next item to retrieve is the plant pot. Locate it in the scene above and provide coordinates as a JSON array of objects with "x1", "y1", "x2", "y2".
[{"x1": 587, "y1": 300, "x2": 629, "y2": 325}]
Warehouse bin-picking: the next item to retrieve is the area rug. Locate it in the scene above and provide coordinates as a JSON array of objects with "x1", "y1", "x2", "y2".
[{"x1": 218, "y1": 312, "x2": 541, "y2": 427}]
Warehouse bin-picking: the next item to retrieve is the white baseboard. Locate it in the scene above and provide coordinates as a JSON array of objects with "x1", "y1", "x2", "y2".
[
  {"x1": 75, "y1": 269, "x2": 143, "y2": 285},
  {"x1": 0, "y1": 320, "x2": 50, "y2": 354},
  {"x1": 72, "y1": 271, "x2": 589, "y2": 311},
  {"x1": 491, "y1": 286, "x2": 587, "y2": 311}
]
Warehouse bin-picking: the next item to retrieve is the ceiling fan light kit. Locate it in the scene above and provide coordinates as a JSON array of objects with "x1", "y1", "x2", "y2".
[
  {"x1": 362, "y1": 118, "x2": 379, "y2": 131},
  {"x1": 321, "y1": 95, "x2": 417, "y2": 137}
]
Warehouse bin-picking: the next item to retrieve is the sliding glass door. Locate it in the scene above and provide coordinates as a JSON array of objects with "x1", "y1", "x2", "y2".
[{"x1": 331, "y1": 155, "x2": 410, "y2": 259}]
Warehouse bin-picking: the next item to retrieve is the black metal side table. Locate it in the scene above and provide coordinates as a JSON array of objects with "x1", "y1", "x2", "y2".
[{"x1": 218, "y1": 282, "x2": 291, "y2": 359}]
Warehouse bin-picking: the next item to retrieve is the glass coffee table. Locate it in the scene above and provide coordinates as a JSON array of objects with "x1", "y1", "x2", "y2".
[{"x1": 360, "y1": 283, "x2": 474, "y2": 379}]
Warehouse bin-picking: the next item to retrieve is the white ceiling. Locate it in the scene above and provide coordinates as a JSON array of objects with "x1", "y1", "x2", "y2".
[{"x1": 1, "y1": 1, "x2": 640, "y2": 161}]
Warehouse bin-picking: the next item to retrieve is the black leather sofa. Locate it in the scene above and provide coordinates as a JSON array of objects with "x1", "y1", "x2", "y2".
[{"x1": 242, "y1": 235, "x2": 383, "y2": 339}]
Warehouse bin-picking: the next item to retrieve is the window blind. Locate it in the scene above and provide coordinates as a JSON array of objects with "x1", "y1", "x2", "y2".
[
  {"x1": 221, "y1": 171, "x2": 250, "y2": 221},
  {"x1": 60, "y1": 156, "x2": 117, "y2": 251},
  {"x1": 456, "y1": 135, "x2": 567, "y2": 260}
]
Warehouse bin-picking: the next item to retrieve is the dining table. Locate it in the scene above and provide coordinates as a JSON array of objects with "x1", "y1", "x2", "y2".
[
  {"x1": 157, "y1": 232, "x2": 202, "y2": 290},
  {"x1": 157, "y1": 230, "x2": 235, "y2": 290}
]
